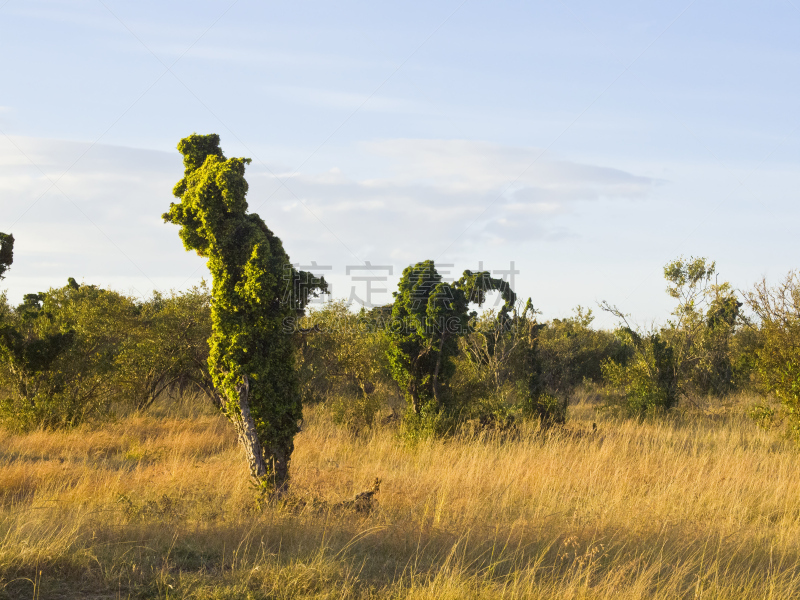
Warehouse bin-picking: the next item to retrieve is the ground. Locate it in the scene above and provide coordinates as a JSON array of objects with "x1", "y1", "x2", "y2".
[{"x1": 0, "y1": 393, "x2": 798, "y2": 599}]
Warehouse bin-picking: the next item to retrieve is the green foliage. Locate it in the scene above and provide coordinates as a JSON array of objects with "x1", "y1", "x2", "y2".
[
  {"x1": 601, "y1": 330, "x2": 678, "y2": 416},
  {"x1": 601, "y1": 256, "x2": 741, "y2": 416},
  {"x1": 745, "y1": 273, "x2": 800, "y2": 438},
  {"x1": 114, "y1": 285, "x2": 213, "y2": 410},
  {"x1": 459, "y1": 396, "x2": 518, "y2": 436},
  {"x1": 297, "y1": 300, "x2": 392, "y2": 404},
  {"x1": 387, "y1": 261, "x2": 516, "y2": 416},
  {"x1": 458, "y1": 307, "x2": 529, "y2": 400},
  {"x1": 728, "y1": 326, "x2": 762, "y2": 391},
  {"x1": 328, "y1": 392, "x2": 385, "y2": 434},
  {"x1": 0, "y1": 277, "x2": 217, "y2": 431},
  {"x1": 445, "y1": 297, "x2": 574, "y2": 430},
  {"x1": 0, "y1": 232, "x2": 13, "y2": 279},
  {"x1": 0, "y1": 280, "x2": 136, "y2": 429},
  {"x1": 163, "y1": 133, "x2": 326, "y2": 489},
  {"x1": 535, "y1": 306, "x2": 626, "y2": 395},
  {"x1": 0, "y1": 226, "x2": 214, "y2": 429},
  {"x1": 296, "y1": 301, "x2": 394, "y2": 433},
  {"x1": 661, "y1": 257, "x2": 742, "y2": 397},
  {"x1": 748, "y1": 403, "x2": 776, "y2": 430},
  {"x1": 512, "y1": 301, "x2": 570, "y2": 427},
  {"x1": 521, "y1": 391, "x2": 567, "y2": 426},
  {"x1": 399, "y1": 398, "x2": 446, "y2": 443},
  {"x1": 454, "y1": 297, "x2": 589, "y2": 429},
  {"x1": 387, "y1": 260, "x2": 466, "y2": 413}
]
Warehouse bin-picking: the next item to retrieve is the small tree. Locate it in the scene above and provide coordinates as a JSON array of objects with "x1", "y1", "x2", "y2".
[
  {"x1": 662, "y1": 257, "x2": 741, "y2": 396},
  {"x1": 0, "y1": 280, "x2": 134, "y2": 429},
  {"x1": 163, "y1": 133, "x2": 325, "y2": 493},
  {"x1": 296, "y1": 301, "x2": 393, "y2": 432},
  {"x1": 600, "y1": 256, "x2": 740, "y2": 415},
  {"x1": 387, "y1": 260, "x2": 515, "y2": 415},
  {"x1": 0, "y1": 232, "x2": 13, "y2": 279},
  {"x1": 600, "y1": 327, "x2": 678, "y2": 415},
  {"x1": 298, "y1": 300, "x2": 391, "y2": 402},
  {"x1": 114, "y1": 285, "x2": 214, "y2": 411}
]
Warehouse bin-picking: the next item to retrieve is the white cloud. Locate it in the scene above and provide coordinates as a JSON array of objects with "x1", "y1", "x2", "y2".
[
  {"x1": 363, "y1": 138, "x2": 656, "y2": 192},
  {"x1": 0, "y1": 136, "x2": 204, "y2": 301},
  {"x1": 246, "y1": 139, "x2": 658, "y2": 259},
  {"x1": 0, "y1": 135, "x2": 657, "y2": 306}
]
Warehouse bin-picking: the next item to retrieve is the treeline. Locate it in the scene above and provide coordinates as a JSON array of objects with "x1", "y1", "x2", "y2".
[
  {"x1": 300, "y1": 256, "x2": 800, "y2": 439},
  {"x1": 0, "y1": 279, "x2": 213, "y2": 429},
  {"x1": 2, "y1": 255, "x2": 799, "y2": 439}
]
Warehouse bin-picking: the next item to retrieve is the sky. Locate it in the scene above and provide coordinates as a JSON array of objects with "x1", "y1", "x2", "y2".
[{"x1": 0, "y1": 0, "x2": 798, "y2": 327}]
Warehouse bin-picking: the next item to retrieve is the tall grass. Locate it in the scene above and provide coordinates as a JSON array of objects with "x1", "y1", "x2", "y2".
[{"x1": 0, "y1": 394, "x2": 798, "y2": 599}]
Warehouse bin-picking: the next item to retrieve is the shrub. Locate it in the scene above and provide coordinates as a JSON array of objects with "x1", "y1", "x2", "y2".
[
  {"x1": 328, "y1": 392, "x2": 385, "y2": 434},
  {"x1": 457, "y1": 301, "x2": 581, "y2": 428},
  {"x1": 745, "y1": 273, "x2": 800, "y2": 438},
  {"x1": 659, "y1": 257, "x2": 741, "y2": 397},
  {"x1": 600, "y1": 257, "x2": 741, "y2": 414},
  {"x1": 535, "y1": 306, "x2": 626, "y2": 395},
  {"x1": 521, "y1": 391, "x2": 568, "y2": 427},
  {"x1": 601, "y1": 330, "x2": 678, "y2": 416},
  {"x1": 114, "y1": 285, "x2": 213, "y2": 411},
  {"x1": 0, "y1": 280, "x2": 136, "y2": 430},
  {"x1": 297, "y1": 301, "x2": 393, "y2": 406}
]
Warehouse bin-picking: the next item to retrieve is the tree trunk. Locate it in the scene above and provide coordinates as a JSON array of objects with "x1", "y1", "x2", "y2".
[
  {"x1": 432, "y1": 333, "x2": 446, "y2": 406},
  {"x1": 266, "y1": 443, "x2": 290, "y2": 494},
  {"x1": 231, "y1": 375, "x2": 269, "y2": 483},
  {"x1": 409, "y1": 383, "x2": 421, "y2": 414},
  {"x1": 194, "y1": 377, "x2": 224, "y2": 410}
]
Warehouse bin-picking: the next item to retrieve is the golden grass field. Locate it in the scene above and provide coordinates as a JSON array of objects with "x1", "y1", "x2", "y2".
[{"x1": 0, "y1": 394, "x2": 798, "y2": 599}]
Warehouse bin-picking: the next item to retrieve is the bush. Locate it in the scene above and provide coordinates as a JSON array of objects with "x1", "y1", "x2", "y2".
[
  {"x1": 399, "y1": 399, "x2": 446, "y2": 443},
  {"x1": 600, "y1": 257, "x2": 742, "y2": 415},
  {"x1": 536, "y1": 306, "x2": 627, "y2": 395},
  {"x1": 114, "y1": 284, "x2": 213, "y2": 411},
  {"x1": 745, "y1": 273, "x2": 800, "y2": 438},
  {"x1": 328, "y1": 392, "x2": 385, "y2": 434},
  {"x1": 297, "y1": 301, "x2": 390, "y2": 401},
  {"x1": 0, "y1": 280, "x2": 215, "y2": 431},
  {"x1": 521, "y1": 391, "x2": 568, "y2": 427},
  {"x1": 459, "y1": 396, "x2": 518, "y2": 437},
  {"x1": 0, "y1": 280, "x2": 136, "y2": 429},
  {"x1": 601, "y1": 330, "x2": 678, "y2": 416},
  {"x1": 457, "y1": 302, "x2": 583, "y2": 429}
]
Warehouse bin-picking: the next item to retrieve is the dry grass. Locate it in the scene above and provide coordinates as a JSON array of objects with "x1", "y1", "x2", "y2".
[{"x1": 0, "y1": 394, "x2": 798, "y2": 599}]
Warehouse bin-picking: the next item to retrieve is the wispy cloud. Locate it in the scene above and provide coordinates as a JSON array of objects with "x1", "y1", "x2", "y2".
[
  {"x1": 0, "y1": 136, "x2": 198, "y2": 299},
  {"x1": 0, "y1": 136, "x2": 657, "y2": 302},
  {"x1": 249, "y1": 139, "x2": 658, "y2": 257}
]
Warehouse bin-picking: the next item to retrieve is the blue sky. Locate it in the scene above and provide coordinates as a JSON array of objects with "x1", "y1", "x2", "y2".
[{"x1": 1, "y1": 0, "x2": 798, "y2": 326}]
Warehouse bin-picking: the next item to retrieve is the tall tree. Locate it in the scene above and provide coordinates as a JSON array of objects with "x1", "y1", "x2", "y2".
[{"x1": 163, "y1": 133, "x2": 325, "y2": 493}]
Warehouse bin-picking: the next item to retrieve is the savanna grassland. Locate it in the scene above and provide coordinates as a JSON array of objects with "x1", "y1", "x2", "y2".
[
  {"x1": 4, "y1": 136, "x2": 800, "y2": 598},
  {"x1": 1, "y1": 392, "x2": 798, "y2": 600}
]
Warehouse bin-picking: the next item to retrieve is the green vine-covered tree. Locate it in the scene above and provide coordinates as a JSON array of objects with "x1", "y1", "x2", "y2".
[
  {"x1": 163, "y1": 133, "x2": 325, "y2": 493},
  {"x1": 387, "y1": 260, "x2": 516, "y2": 414}
]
